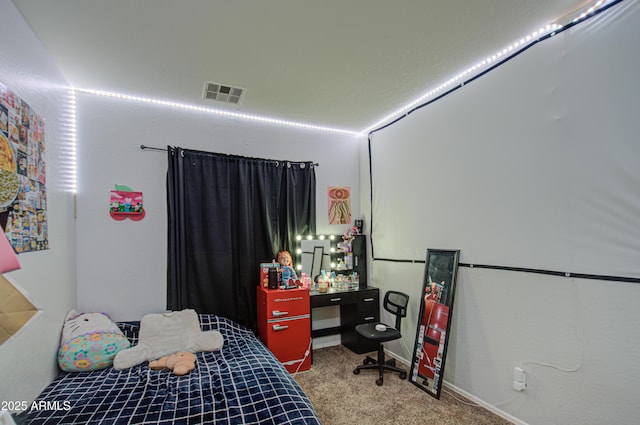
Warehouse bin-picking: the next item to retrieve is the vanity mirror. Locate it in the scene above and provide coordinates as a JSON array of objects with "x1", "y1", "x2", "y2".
[
  {"x1": 294, "y1": 234, "x2": 368, "y2": 287},
  {"x1": 295, "y1": 235, "x2": 336, "y2": 278},
  {"x1": 409, "y1": 249, "x2": 460, "y2": 399}
]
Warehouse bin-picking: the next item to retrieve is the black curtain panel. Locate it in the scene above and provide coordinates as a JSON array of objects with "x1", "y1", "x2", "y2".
[
  {"x1": 167, "y1": 147, "x2": 316, "y2": 329},
  {"x1": 279, "y1": 161, "x2": 316, "y2": 252}
]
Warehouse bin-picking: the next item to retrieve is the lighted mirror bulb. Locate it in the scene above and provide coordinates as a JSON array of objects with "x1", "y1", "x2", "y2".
[
  {"x1": 296, "y1": 235, "x2": 302, "y2": 241},
  {"x1": 329, "y1": 235, "x2": 335, "y2": 240},
  {"x1": 330, "y1": 262, "x2": 336, "y2": 269},
  {"x1": 296, "y1": 248, "x2": 302, "y2": 254},
  {"x1": 296, "y1": 264, "x2": 302, "y2": 271},
  {"x1": 319, "y1": 235, "x2": 325, "y2": 240},
  {"x1": 330, "y1": 247, "x2": 336, "y2": 253},
  {"x1": 306, "y1": 235, "x2": 313, "y2": 240}
]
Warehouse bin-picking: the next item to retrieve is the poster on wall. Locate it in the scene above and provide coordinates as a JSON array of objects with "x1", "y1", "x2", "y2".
[
  {"x1": 109, "y1": 186, "x2": 145, "y2": 221},
  {"x1": 0, "y1": 82, "x2": 48, "y2": 253},
  {"x1": 328, "y1": 186, "x2": 351, "y2": 224}
]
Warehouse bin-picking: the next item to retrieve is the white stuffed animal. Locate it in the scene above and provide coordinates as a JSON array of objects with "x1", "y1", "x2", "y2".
[
  {"x1": 58, "y1": 310, "x2": 130, "y2": 372},
  {"x1": 113, "y1": 309, "x2": 223, "y2": 371}
]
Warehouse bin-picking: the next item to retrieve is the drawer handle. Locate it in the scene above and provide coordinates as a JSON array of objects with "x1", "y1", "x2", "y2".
[
  {"x1": 364, "y1": 316, "x2": 375, "y2": 321},
  {"x1": 363, "y1": 298, "x2": 374, "y2": 302},
  {"x1": 272, "y1": 310, "x2": 288, "y2": 317},
  {"x1": 272, "y1": 324, "x2": 289, "y2": 331},
  {"x1": 330, "y1": 297, "x2": 342, "y2": 302}
]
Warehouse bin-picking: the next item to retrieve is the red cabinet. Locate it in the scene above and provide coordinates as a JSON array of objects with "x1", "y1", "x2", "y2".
[{"x1": 256, "y1": 286, "x2": 311, "y2": 373}]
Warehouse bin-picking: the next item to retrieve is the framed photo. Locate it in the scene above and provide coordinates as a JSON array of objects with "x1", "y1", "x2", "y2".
[{"x1": 409, "y1": 249, "x2": 460, "y2": 399}]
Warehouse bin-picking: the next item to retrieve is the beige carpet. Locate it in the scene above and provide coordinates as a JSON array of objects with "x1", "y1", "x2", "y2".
[{"x1": 293, "y1": 345, "x2": 512, "y2": 425}]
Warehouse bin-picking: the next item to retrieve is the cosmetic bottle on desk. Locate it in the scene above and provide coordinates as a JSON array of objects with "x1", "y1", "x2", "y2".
[{"x1": 335, "y1": 235, "x2": 367, "y2": 287}]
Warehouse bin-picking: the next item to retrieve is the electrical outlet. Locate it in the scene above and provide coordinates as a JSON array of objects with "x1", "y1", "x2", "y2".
[{"x1": 513, "y1": 366, "x2": 527, "y2": 391}]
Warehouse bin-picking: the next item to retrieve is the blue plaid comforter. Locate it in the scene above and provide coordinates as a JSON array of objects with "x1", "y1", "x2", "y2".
[{"x1": 25, "y1": 315, "x2": 321, "y2": 424}]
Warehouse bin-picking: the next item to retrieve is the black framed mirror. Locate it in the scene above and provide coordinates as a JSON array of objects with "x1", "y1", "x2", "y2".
[
  {"x1": 297, "y1": 237, "x2": 333, "y2": 278},
  {"x1": 409, "y1": 249, "x2": 460, "y2": 399},
  {"x1": 310, "y1": 246, "x2": 325, "y2": 280}
]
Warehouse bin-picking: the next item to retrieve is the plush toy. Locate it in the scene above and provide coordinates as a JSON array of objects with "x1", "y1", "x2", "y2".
[
  {"x1": 149, "y1": 351, "x2": 197, "y2": 376},
  {"x1": 113, "y1": 309, "x2": 224, "y2": 371},
  {"x1": 58, "y1": 310, "x2": 131, "y2": 372}
]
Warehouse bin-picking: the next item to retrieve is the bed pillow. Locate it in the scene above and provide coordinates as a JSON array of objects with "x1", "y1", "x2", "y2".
[
  {"x1": 113, "y1": 309, "x2": 224, "y2": 371},
  {"x1": 58, "y1": 310, "x2": 131, "y2": 372}
]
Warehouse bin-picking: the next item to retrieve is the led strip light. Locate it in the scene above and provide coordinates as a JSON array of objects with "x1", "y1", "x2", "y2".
[
  {"x1": 73, "y1": 0, "x2": 615, "y2": 139},
  {"x1": 61, "y1": 89, "x2": 78, "y2": 194},
  {"x1": 75, "y1": 88, "x2": 359, "y2": 136},
  {"x1": 360, "y1": 0, "x2": 615, "y2": 135}
]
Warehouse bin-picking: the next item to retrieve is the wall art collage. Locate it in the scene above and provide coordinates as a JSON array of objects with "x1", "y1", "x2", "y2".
[{"x1": 0, "y1": 81, "x2": 48, "y2": 253}]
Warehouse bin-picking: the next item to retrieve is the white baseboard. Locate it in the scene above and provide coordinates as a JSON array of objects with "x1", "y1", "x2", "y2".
[
  {"x1": 442, "y1": 382, "x2": 529, "y2": 425},
  {"x1": 385, "y1": 348, "x2": 411, "y2": 365},
  {"x1": 383, "y1": 348, "x2": 528, "y2": 425},
  {"x1": 327, "y1": 344, "x2": 525, "y2": 425},
  {"x1": 311, "y1": 339, "x2": 340, "y2": 350}
]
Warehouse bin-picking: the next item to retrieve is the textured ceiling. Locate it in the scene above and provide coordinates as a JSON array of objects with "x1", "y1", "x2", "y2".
[{"x1": 13, "y1": 0, "x2": 588, "y2": 132}]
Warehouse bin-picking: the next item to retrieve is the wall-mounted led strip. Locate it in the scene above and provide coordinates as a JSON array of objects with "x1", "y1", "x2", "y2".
[
  {"x1": 75, "y1": 88, "x2": 359, "y2": 136},
  {"x1": 360, "y1": 0, "x2": 615, "y2": 135},
  {"x1": 60, "y1": 89, "x2": 77, "y2": 195},
  {"x1": 72, "y1": 0, "x2": 615, "y2": 139}
]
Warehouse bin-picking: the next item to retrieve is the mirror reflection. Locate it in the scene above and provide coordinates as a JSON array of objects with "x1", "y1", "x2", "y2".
[
  {"x1": 300, "y1": 238, "x2": 332, "y2": 278},
  {"x1": 294, "y1": 234, "x2": 364, "y2": 292},
  {"x1": 410, "y1": 249, "x2": 460, "y2": 399}
]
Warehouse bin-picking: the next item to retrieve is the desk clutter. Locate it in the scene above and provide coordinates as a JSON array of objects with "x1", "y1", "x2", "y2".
[
  {"x1": 256, "y1": 234, "x2": 378, "y2": 373},
  {"x1": 260, "y1": 250, "x2": 303, "y2": 290}
]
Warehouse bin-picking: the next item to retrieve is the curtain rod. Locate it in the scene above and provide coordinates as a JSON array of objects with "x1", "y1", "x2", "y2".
[
  {"x1": 140, "y1": 144, "x2": 167, "y2": 152},
  {"x1": 140, "y1": 144, "x2": 319, "y2": 166}
]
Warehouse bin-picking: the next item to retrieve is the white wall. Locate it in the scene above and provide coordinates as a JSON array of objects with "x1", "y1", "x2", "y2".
[
  {"x1": 0, "y1": 0, "x2": 76, "y2": 408},
  {"x1": 75, "y1": 92, "x2": 363, "y2": 321},
  {"x1": 365, "y1": 2, "x2": 640, "y2": 425},
  {"x1": 6, "y1": 0, "x2": 637, "y2": 422}
]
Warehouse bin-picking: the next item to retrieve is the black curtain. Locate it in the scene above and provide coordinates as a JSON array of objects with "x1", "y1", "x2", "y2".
[{"x1": 167, "y1": 147, "x2": 316, "y2": 330}]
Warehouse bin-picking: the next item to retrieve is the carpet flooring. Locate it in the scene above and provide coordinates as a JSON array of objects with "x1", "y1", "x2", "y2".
[{"x1": 293, "y1": 345, "x2": 512, "y2": 425}]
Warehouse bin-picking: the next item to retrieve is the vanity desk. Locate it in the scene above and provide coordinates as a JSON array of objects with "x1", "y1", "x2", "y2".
[{"x1": 310, "y1": 286, "x2": 379, "y2": 354}]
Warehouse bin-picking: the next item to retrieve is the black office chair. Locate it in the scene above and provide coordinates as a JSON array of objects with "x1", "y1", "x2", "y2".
[{"x1": 353, "y1": 290, "x2": 409, "y2": 386}]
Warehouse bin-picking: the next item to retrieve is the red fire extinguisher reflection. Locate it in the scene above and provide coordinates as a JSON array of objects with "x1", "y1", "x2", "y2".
[{"x1": 418, "y1": 300, "x2": 449, "y2": 380}]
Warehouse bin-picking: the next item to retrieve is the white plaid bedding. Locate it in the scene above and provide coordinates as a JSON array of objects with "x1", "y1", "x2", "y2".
[{"x1": 24, "y1": 315, "x2": 321, "y2": 424}]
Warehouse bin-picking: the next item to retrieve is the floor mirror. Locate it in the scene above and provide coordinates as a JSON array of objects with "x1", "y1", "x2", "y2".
[{"x1": 409, "y1": 249, "x2": 460, "y2": 399}]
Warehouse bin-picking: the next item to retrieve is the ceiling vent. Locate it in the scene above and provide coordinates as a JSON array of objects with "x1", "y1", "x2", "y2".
[{"x1": 202, "y1": 81, "x2": 245, "y2": 105}]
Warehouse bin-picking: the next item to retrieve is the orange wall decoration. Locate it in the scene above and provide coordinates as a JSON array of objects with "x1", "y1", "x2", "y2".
[{"x1": 328, "y1": 186, "x2": 351, "y2": 224}]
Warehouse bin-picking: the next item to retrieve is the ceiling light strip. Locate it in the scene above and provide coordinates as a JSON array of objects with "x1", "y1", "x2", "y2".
[
  {"x1": 75, "y1": 88, "x2": 359, "y2": 136},
  {"x1": 361, "y1": 0, "x2": 618, "y2": 135}
]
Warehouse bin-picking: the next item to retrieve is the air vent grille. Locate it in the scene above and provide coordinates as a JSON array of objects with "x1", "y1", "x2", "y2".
[{"x1": 202, "y1": 81, "x2": 245, "y2": 105}]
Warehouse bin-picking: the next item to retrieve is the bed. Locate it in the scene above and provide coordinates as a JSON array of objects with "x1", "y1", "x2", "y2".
[{"x1": 23, "y1": 314, "x2": 321, "y2": 424}]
